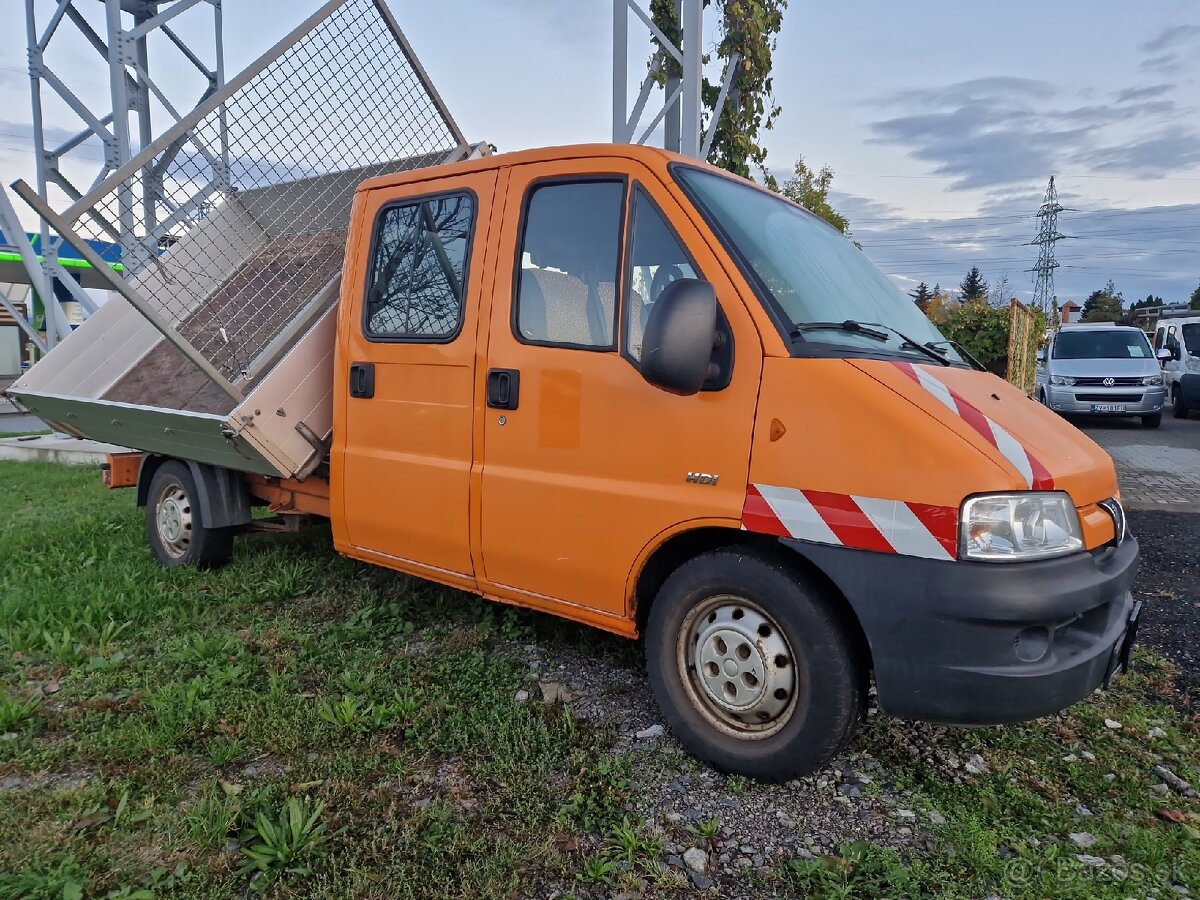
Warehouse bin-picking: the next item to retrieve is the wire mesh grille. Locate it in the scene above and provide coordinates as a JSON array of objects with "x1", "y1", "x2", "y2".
[{"x1": 71, "y1": 0, "x2": 464, "y2": 386}]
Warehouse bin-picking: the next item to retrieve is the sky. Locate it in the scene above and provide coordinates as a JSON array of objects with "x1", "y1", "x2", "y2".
[{"x1": 2, "y1": 0, "x2": 1198, "y2": 307}]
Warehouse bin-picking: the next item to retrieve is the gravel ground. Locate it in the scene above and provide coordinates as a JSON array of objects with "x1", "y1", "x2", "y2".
[
  {"x1": 503, "y1": 514, "x2": 1200, "y2": 897},
  {"x1": 1129, "y1": 510, "x2": 1200, "y2": 705}
]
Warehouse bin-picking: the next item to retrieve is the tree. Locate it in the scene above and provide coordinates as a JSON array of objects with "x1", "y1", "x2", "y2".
[
  {"x1": 779, "y1": 157, "x2": 849, "y2": 233},
  {"x1": 1081, "y1": 280, "x2": 1124, "y2": 322},
  {"x1": 1191, "y1": 280, "x2": 1200, "y2": 311},
  {"x1": 959, "y1": 266, "x2": 988, "y2": 303},
  {"x1": 988, "y1": 272, "x2": 1014, "y2": 308},
  {"x1": 650, "y1": 0, "x2": 787, "y2": 181},
  {"x1": 923, "y1": 285, "x2": 958, "y2": 324},
  {"x1": 909, "y1": 281, "x2": 934, "y2": 313},
  {"x1": 1125, "y1": 293, "x2": 1163, "y2": 325}
]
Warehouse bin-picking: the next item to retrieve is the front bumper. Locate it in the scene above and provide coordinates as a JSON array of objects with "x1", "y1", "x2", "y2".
[
  {"x1": 1045, "y1": 385, "x2": 1165, "y2": 415},
  {"x1": 786, "y1": 535, "x2": 1139, "y2": 724}
]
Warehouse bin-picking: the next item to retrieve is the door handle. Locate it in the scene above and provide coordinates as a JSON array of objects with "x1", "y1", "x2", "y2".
[
  {"x1": 349, "y1": 362, "x2": 375, "y2": 399},
  {"x1": 487, "y1": 368, "x2": 520, "y2": 410}
]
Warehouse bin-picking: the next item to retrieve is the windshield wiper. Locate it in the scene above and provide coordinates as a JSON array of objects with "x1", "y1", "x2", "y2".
[
  {"x1": 791, "y1": 319, "x2": 952, "y2": 367},
  {"x1": 790, "y1": 320, "x2": 890, "y2": 342},
  {"x1": 926, "y1": 339, "x2": 986, "y2": 371}
]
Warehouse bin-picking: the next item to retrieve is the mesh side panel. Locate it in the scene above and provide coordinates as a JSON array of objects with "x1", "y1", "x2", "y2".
[{"x1": 73, "y1": 0, "x2": 462, "y2": 384}]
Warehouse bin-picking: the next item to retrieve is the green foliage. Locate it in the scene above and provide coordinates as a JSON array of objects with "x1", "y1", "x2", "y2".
[
  {"x1": 938, "y1": 302, "x2": 1015, "y2": 373},
  {"x1": 779, "y1": 157, "x2": 849, "y2": 233},
  {"x1": 959, "y1": 266, "x2": 989, "y2": 303},
  {"x1": 783, "y1": 841, "x2": 926, "y2": 898},
  {"x1": 0, "y1": 688, "x2": 38, "y2": 731},
  {"x1": 556, "y1": 753, "x2": 633, "y2": 832},
  {"x1": 238, "y1": 797, "x2": 329, "y2": 889},
  {"x1": 650, "y1": 0, "x2": 787, "y2": 181},
  {"x1": 184, "y1": 786, "x2": 242, "y2": 848},
  {"x1": 909, "y1": 281, "x2": 934, "y2": 313},
  {"x1": 1190, "y1": 280, "x2": 1200, "y2": 310},
  {"x1": 1083, "y1": 279, "x2": 1124, "y2": 322}
]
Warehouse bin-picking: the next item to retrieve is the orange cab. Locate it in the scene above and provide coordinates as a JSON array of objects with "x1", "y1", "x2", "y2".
[{"x1": 311, "y1": 145, "x2": 1139, "y2": 779}]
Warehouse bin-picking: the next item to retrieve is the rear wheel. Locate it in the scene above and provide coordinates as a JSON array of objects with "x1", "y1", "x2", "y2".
[
  {"x1": 645, "y1": 549, "x2": 866, "y2": 781},
  {"x1": 146, "y1": 461, "x2": 234, "y2": 569},
  {"x1": 1173, "y1": 386, "x2": 1189, "y2": 419},
  {"x1": 1141, "y1": 413, "x2": 1162, "y2": 429}
]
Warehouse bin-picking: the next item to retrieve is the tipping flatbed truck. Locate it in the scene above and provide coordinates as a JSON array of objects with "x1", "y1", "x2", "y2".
[{"x1": 5, "y1": 0, "x2": 1140, "y2": 780}]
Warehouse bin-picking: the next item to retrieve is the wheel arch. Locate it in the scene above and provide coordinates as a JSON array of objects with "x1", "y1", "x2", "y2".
[
  {"x1": 137, "y1": 455, "x2": 251, "y2": 528},
  {"x1": 629, "y1": 525, "x2": 874, "y2": 676}
]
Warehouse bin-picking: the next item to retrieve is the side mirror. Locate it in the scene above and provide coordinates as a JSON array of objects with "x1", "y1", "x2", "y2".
[
  {"x1": 640, "y1": 278, "x2": 718, "y2": 395},
  {"x1": 1157, "y1": 347, "x2": 1173, "y2": 362}
]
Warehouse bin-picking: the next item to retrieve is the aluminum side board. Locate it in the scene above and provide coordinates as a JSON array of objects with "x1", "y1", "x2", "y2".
[{"x1": 5, "y1": 392, "x2": 281, "y2": 476}]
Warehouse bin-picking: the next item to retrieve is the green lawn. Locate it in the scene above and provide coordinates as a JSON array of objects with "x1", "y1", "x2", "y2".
[{"x1": 0, "y1": 461, "x2": 1196, "y2": 898}]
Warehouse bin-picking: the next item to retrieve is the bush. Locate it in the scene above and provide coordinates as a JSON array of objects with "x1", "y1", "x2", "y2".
[{"x1": 937, "y1": 302, "x2": 1046, "y2": 378}]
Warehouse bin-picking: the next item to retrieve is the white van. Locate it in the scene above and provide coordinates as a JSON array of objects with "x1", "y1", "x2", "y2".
[{"x1": 1153, "y1": 314, "x2": 1200, "y2": 419}]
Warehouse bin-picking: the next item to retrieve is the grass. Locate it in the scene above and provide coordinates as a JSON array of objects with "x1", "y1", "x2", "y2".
[{"x1": 0, "y1": 460, "x2": 1198, "y2": 898}]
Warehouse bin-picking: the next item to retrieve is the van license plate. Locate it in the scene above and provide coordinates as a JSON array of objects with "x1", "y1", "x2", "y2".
[{"x1": 1090, "y1": 404, "x2": 1126, "y2": 413}]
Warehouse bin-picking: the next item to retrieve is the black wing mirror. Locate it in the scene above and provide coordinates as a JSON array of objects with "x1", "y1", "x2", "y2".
[{"x1": 640, "y1": 278, "x2": 719, "y2": 396}]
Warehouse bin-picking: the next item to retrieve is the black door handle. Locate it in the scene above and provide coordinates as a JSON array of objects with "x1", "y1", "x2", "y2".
[
  {"x1": 349, "y1": 362, "x2": 374, "y2": 398},
  {"x1": 487, "y1": 368, "x2": 520, "y2": 410}
]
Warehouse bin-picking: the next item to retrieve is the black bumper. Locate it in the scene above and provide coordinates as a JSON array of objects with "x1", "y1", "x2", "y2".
[
  {"x1": 785, "y1": 536, "x2": 1139, "y2": 725},
  {"x1": 1180, "y1": 374, "x2": 1200, "y2": 409}
]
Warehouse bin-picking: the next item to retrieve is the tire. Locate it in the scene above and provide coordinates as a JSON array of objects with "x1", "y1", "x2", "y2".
[
  {"x1": 1141, "y1": 413, "x2": 1162, "y2": 429},
  {"x1": 1173, "y1": 386, "x2": 1189, "y2": 419},
  {"x1": 146, "y1": 461, "x2": 234, "y2": 569},
  {"x1": 645, "y1": 549, "x2": 866, "y2": 782}
]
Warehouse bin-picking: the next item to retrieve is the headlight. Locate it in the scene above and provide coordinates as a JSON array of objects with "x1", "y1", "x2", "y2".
[
  {"x1": 1142, "y1": 374, "x2": 1163, "y2": 386},
  {"x1": 1049, "y1": 375, "x2": 1075, "y2": 386},
  {"x1": 961, "y1": 492, "x2": 1084, "y2": 562}
]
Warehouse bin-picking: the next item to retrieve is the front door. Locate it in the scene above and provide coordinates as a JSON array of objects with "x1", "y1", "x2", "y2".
[
  {"x1": 338, "y1": 171, "x2": 499, "y2": 580},
  {"x1": 478, "y1": 160, "x2": 761, "y2": 616}
]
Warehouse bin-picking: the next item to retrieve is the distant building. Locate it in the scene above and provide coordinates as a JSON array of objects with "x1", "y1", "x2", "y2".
[{"x1": 1059, "y1": 300, "x2": 1081, "y2": 324}]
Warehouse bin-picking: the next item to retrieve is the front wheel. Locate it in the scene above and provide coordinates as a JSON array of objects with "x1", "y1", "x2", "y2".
[
  {"x1": 146, "y1": 461, "x2": 234, "y2": 569},
  {"x1": 645, "y1": 549, "x2": 866, "y2": 781},
  {"x1": 1141, "y1": 413, "x2": 1162, "y2": 429},
  {"x1": 1173, "y1": 386, "x2": 1189, "y2": 419}
]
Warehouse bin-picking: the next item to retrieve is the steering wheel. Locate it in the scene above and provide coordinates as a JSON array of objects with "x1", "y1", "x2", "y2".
[{"x1": 650, "y1": 264, "x2": 685, "y2": 302}]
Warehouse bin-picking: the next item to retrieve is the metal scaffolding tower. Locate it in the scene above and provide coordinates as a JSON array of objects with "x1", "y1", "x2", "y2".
[
  {"x1": 612, "y1": 0, "x2": 739, "y2": 160},
  {"x1": 1028, "y1": 176, "x2": 1068, "y2": 316},
  {"x1": 0, "y1": 0, "x2": 226, "y2": 352}
]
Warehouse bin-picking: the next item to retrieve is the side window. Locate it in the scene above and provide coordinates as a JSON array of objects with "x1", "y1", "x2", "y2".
[
  {"x1": 1166, "y1": 326, "x2": 1180, "y2": 354},
  {"x1": 365, "y1": 192, "x2": 474, "y2": 340},
  {"x1": 1154, "y1": 328, "x2": 1165, "y2": 350},
  {"x1": 515, "y1": 180, "x2": 624, "y2": 348},
  {"x1": 624, "y1": 187, "x2": 700, "y2": 362}
]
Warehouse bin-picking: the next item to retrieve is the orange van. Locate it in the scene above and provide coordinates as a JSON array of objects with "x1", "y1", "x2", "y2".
[{"x1": 85, "y1": 146, "x2": 1138, "y2": 780}]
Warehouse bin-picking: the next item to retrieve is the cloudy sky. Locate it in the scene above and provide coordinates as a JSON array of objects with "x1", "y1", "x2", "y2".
[{"x1": 2, "y1": 0, "x2": 1198, "y2": 306}]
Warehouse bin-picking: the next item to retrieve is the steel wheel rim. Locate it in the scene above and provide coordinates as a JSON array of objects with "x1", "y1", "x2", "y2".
[
  {"x1": 155, "y1": 483, "x2": 193, "y2": 558},
  {"x1": 676, "y1": 595, "x2": 798, "y2": 739}
]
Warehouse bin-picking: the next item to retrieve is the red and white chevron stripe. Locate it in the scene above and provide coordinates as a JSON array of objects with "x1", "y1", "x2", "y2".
[
  {"x1": 742, "y1": 484, "x2": 958, "y2": 560},
  {"x1": 894, "y1": 362, "x2": 1054, "y2": 491}
]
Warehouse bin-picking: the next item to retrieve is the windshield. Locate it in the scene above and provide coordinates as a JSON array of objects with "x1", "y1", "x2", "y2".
[
  {"x1": 1183, "y1": 324, "x2": 1200, "y2": 356},
  {"x1": 675, "y1": 166, "x2": 960, "y2": 362},
  {"x1": 1053, "y1": 329, "x2": 1152, "y2": 360}
]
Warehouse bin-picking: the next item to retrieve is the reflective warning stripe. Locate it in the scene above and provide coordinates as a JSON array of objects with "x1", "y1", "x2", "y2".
[
  {"x1": 742, "y1": 484, "x2": 957, "y2": 561},
  {"x1": 894, "y1": 362, "x2": 1055, "y2": 491}
]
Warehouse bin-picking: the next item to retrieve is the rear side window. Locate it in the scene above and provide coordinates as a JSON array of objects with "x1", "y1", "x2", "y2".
[
  {"x1": 365, "y1": 192, "x2": 475, "y2": 341},
  {"x1": 1183, "y1": 324, "x2": 1200, "y2": 356},
  {"x1": 514, "y1": 180, "x2": 625, "y2": 349}
]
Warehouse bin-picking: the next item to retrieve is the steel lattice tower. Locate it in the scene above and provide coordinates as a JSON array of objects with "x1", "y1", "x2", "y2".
[
  {"x1": 1029, "y1": 176, "x2": 1067, "y2": 315},
  {"x1": 0, "y1": 0, "x2": 225, "y2": 353}
]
